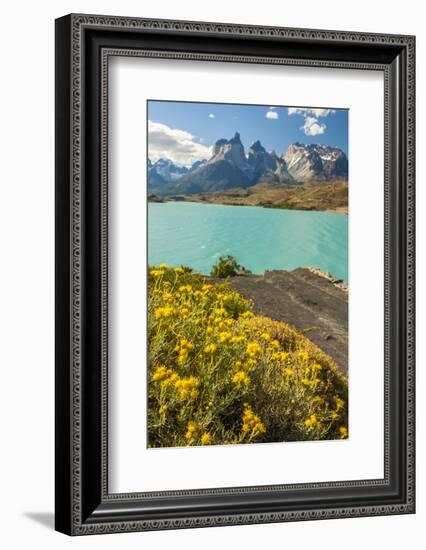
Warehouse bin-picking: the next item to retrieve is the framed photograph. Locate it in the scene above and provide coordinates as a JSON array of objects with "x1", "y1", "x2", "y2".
[{"x1": 55, "y1": 14, "x2": 415, "y2": 535}]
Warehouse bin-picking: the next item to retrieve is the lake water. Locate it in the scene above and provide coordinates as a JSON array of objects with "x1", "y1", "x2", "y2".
[{"x1": 148, "y1": 202, "x2": 348, "y2": 283}]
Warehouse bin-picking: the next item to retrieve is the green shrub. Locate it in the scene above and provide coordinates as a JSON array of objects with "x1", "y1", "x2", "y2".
[{"x1": 210, "y1": 255, "x2": 242, "y2": 277}]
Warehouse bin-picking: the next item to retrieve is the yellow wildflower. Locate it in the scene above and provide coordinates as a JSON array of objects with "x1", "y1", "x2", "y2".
[
  {"x1": 154, "y1": 306, "x2": 174, "y2": 319},
  {"x1": 219, "y1": 331, "x2": 232, "y2": 343},
  {"x1": 180, "y1": 338, "x2": 193, "y2": 349},
  {"x1": 150, "y1": 269, "x2": 164, "y2": 278},
  {"x1": 200, "y1": 432, "x2": 213, "y2": 445},
  {"x1": 231, "y1": 335, "x2": 245, "y2": 344},
  {"x1": 185, "y1": 421, "x2": 200, "y2": 442},
  {"x1": 242, "y1": 405, "x2": 266, "y2": 436},
  {"x1": 174, "y1": 267, "x2": 184, "y2": 274},
  {"x1": 241, "y1": 311, "x2": 254, "y2": 319},
  {"x1": 304, "y1": 414, "x2": 320, "y2": 429},
  {"x1": 260, "y1": 332, "x2": 271, "y2": 341},
  {"x1": 204, "y1": 343, "x2": 217, "y2": 354},
  {"x1": 163, "y1": 292, "x2": 174, "y2": 302},
  {"x1": 175, "y1": 376, "x2": 199, "y2": 399},
  {"x1": 232, "y1": 370, "x2": 251, "y2": 386},
  {"x1": 178, "y1": 284, "x2": 193, "y2": 294},
  {"x1": 298, "y1": 351, "x2": 309, "y2": 362},
  {"x1": 161, "y1": 372, "x2": 179, "y2": 388},
  {"x1": 335, "y1": 397, "x2": 345, "y2": 410},
  {"x1": 151, "y1": 365, "x2": 172, "y2": 382},
  {"x1": 284, "y1": 368, "x2": 295, "y2": 377},
  {"x1": 177, "y1": 349, "x2": 188, "y2": 366},
  {"x1": 159, "y1": 263, "x2": 169, "y2": 270},
  {"x1": 233, "y1": 360, "x2": 243, "y2": 371},
  {"x1": 339, "y1": 426, "x2": 348, "y2": 439},
  {"x1": 206, "y1": 326, "x2": 214, "y2": 334},
  {"x1": 246, "y1": 341, "x2": 262, "y2": 358}
]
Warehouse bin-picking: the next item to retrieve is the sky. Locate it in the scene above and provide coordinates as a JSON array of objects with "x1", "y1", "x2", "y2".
[{"x1": 148, "y1": 100, "x2": 349, "y2": 167}]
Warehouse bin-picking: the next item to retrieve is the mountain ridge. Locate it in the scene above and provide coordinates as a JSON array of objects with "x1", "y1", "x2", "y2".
[{"x1": 148, "y1": 133, "x2": 348, "y2": 195}]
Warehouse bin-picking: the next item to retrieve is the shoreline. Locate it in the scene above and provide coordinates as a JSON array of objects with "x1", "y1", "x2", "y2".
[
  {"x1": 148, "y1": 180, "x2": 348, "y2": 214},
  {"x1": 148, "y1": 197, "x2": 348, "y2": 215}
]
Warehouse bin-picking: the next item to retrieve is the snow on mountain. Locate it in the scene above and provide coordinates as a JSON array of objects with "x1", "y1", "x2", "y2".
[{"x1": 282, "y1": 143, "x2": 348, "y2": 182}]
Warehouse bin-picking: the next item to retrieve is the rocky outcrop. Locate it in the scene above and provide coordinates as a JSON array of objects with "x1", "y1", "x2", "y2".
[{"x1": 218, "y1": 268, "x2": 348, "y2": 372}]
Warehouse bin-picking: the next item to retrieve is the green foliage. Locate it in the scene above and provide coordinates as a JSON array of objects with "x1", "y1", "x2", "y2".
[{"x1": 210, "y1": 255, "x2": 242, "y2": 277}]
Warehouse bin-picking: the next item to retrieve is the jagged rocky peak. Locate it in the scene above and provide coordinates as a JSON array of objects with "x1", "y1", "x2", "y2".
[
  {"x1": 229, "y1": 131, "x2": 242, "y2": 144},
  {"x1": 209, "y1": 131, "x2": 250, "y2": 175},
  {"x1": 248, "y1": 140, "x2": 294, "y2": 184},
  {"x1": 283, "y1": 143, "x2": 348, "y2": 182},
  {"x1": 249, "y1": 140, "x2": 266, "y2": 154},
  {"x1": 248, "y1": 139, "x2": 274, "y2": 172},
  {"x1": 213, "y1": 138, "x2": 228, "y2": 155}
]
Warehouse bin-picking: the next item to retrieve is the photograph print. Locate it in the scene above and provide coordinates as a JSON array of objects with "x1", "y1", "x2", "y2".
[{"x1": 147, "y1": 100, "x2": 349, "y2": 449}]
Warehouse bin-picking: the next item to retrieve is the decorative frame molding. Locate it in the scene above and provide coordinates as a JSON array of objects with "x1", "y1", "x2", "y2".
[{"x1": 55, "y1": 14, "x2": 415, "y2": 535}]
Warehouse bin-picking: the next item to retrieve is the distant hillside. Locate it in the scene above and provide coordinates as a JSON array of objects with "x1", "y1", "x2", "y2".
[
  {"x1": 148, "y1": 132, "x2": 348, "y2": 195},
  {"x1": 164, "y1": 180, "x2": 348, "y2": 213}
]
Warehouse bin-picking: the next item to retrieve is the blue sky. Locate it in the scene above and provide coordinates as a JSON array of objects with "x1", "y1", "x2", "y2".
[{"x1": 148, "y1": 100, "x2": 348, "y2": 167}]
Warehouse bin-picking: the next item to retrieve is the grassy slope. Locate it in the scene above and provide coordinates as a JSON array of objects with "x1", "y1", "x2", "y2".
[{"x1": 165, "y1": 180, "x2": 348, "y2": 213}]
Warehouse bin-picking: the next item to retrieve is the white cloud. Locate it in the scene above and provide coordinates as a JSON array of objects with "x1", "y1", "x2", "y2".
[
  {"x1": 208, "y1": 113, "x2": 215, "y2": 118},
  {"x1": 266, "y1": 110, "x2": 279, "y2": 120},
  {"x1": 288, "y1": 107, "x2": 335, "y2": 118},
  {"x1": 301, "y1": 116, "x2": 326, "y2": 136},
  {"x1": 148, "y1": 120, "x2": 212, "y2": 166},
  {"x1": 269, "y1": 106, "x2": 276, "y2": 110}
]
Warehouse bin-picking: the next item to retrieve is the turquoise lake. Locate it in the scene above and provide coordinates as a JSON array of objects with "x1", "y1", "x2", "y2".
[{"x1": 148, "y1": 202, "x2": 348, "y2": 283}]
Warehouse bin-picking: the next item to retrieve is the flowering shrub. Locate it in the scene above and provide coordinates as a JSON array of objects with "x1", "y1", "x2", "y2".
[{"x1": 148, "y1": 265, "x2": 348, "y2": 447}]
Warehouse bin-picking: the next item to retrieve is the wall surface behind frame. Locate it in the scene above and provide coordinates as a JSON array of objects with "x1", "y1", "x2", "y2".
[{"x1": 0, "y1": 0, "x2": 423, "y2": 548}]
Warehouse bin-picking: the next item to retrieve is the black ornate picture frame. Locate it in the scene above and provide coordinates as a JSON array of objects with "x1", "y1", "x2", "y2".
[{"x1": 55, "y1": 13, "x2": 415, "y2": 535}]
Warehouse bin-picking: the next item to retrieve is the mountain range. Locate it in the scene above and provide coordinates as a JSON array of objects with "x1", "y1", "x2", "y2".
[{"x1": 148, "y1": 132, "x2": 348, "y2": 195}]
